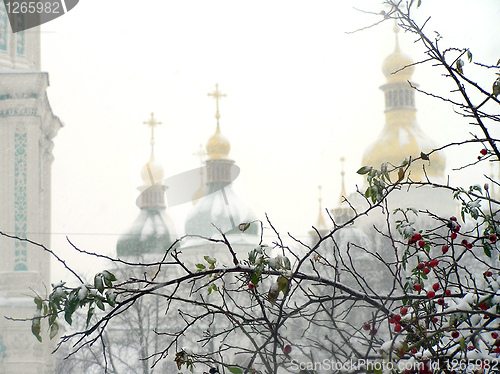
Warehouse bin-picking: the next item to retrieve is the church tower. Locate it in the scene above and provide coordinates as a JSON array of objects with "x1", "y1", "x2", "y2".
[
  {"x1": 0, "y1": 4, "x2": 62, "y2": 373},
  {"x1": 184, "y1": 84, "x2": 260, "y2": 246},
  {"x1": 362, "y1": 24, "x2": 446, "y2": 181},
  {"x1": 116, "y1": 113, "x2": 177, "y2": 258}
]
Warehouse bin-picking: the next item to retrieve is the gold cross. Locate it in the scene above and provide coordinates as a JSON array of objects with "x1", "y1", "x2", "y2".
[
  {"x1": 207, "y1": 83, "x2": 226, "y2": 121},
  {"x1": 143, "y1": 112, "x2": 162, "y2": 147}
]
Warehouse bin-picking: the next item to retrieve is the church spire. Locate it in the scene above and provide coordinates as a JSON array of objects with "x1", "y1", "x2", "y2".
[
  {"x1": 206, "y1": 84, "x2": 231, "y2": 160},
  {"x1": 140, "y1": 112, "x2": 164, "y2": 186},
  {"x1": 339, "y1": 157, "x2": 347, "y2": 205},
  {"x1": 117, "y1": 113, "x2": 176, "y2": 258}
]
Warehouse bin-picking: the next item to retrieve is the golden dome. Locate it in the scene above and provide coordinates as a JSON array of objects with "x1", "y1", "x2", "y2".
[
  {"x1": 382, "y1": 25, "x2": 414, "y2": 83},
  {"x1": 206, "y1": 124, "x2": 230, "y2": 159},
  {"x1": 141, "y1": 153, "x2": 165, "y2": 185}
]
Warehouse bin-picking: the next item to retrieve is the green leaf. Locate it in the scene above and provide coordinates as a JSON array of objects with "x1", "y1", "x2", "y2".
[
  {"x1": 228, "y1": 367, "x2": 243, "y2": 374},
  {"x1": 456, "y1": 59, "x2": 464, "y2": 74},
  {"x1": 239, "y1": 222, "x2": 251, "y2": 232},
  {"x1": 34, "y1": 296, "x2": 43, "y2": 310},
  {"x1": 204, "y1": 256, "x2": 216, "y2": 265},
  {"x1": 196, "y1": 263, "x2": 206, "y2": 270},
  {"x1": 484, "y1": 243, "x2": 492, "y2": 258},
  {"x1": 460, "y1": 336, "x2": 466, "y2": 351},
  {"x1": 96, "y1": 298, "x2": 105, "y2": 311},
  {"x1": 357, "y1": 166, "x2": 372, "y2": 175},
  {"x1": 102, "y1": 270, "x2": 116, "y2": 282},
  {"x1": 64, "y1": 309, "x2": 73, "y2": 325},
  {"x1": 31, "y1": 319, "x2": 42, "y2": 342},
  {"x1": 106, "y1": 290, "x2": 117, "y2": 307},
  {"x1": 417, "y1": 0, "x2": 422, "y2": 7},
  {"x1": 94, "y1": 274, "x2": 104, "y2": 294},
  {"x1": 467, "y1": 49, "x2": 472, "y2": 62},
  {"x1": 49, "y1": 321, "x2": 59, "y2": 339},
  {"x1": 493, "y1": 78, "x2": 500, "y2": 97},
  {"x1": 86, "y1": 306, "x2": 94, "y2": 327}
]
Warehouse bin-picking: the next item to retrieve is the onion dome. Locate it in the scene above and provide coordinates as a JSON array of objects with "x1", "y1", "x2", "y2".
[
  {"x1": 206, "y1": 124, "x2": 230, "y2": 159},
  {"x1": 116, "y1": 113, "x2": 177, "y2": 258},
  {"x1": 362, "y1": 25, "x2": 446, "y2": 182},
  {"x1": 382, "y1": 24, "x2": 414, "y2": 83}
]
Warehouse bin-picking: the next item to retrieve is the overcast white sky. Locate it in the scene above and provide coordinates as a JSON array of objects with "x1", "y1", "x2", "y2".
[{"x1": 40, "y1": 1, "x2": 500, "y2": 282}]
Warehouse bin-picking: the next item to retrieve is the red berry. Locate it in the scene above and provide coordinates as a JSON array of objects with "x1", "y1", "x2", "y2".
[
  {"x1": 437, "y1": 298, "x2": 444, "y2": 305},
  {"x1": 430, "y1": 259, "x2": 439, "y2": 267},
  {"x1": 467, "y1": 242, "x2": 473, "y2": 249},
  {"x1": 427, "y1": 291, "x2": 435, "y2": 299},
  {"x1": 248, "y1": 282, "x2": 255, "y2": 290},
  {"x1": 400, "y1": 307, "x2": 408, "y2": 316},
  {"x1": 433, "y1": 317, "x2": 438, "y2": 323},
  {"x1": 363, "y1": 322, "x2": 371, "y2": 331},
  {"x1": 480, "y1": 148, "x2": 488, "y2": 156},
  {"x1": 450, "y1": 216, "x2": 457, "y2": 221},
  {"x1": 371, "y1": 328, "x2": 377, "y2": 335},
  {"x1": 394, "y1": 323, "x2": 402, "y2": 332},
  {"x1": 423, "y1": 267, "x2": 431, "y2": 274},
  {"x1": 413, "y1": 233, "x2": 422, "y2": 241},
  {"x1": 495, "y1": 346, "x2": 500, "y2": 353},
  {"x1": 445, "y1": 289, "x2": 451, "y2": 296},
  {"x1": 479, "y1": 302, "x2": 488, "y2": 310},
  {"x1": 417, "y1": 262, "x2": 425, "y2": 270},
  {"x1": 433, "y1": 283, "x2": 440, "y2": 291},
  {"x1": 468, "y1": 345, "x2": 474, "y2": 351},
  {"x1": 389, "y1": 317, "x2": 395, "y2": 324},
  {"x1": 412, "y1": 348, "x2": 418, "y2": 354},
  {"x1": 414, "y1": 284, "x2": 422, "y2": 292},
  {"x1": 485, "y1": 271, "x2": 493, "y2": 277},
  {"x1": 454, "y1": 224, "x2": 461, "y2": 233},
  {"x1": 492, "y1": 332, "x2": 499, "y2": 339},
  {"x1": 490, "y1": 234, "x2": 497, "y2": 243},
  {"x1": 394, "y1": 314, "x2": 401, "y2": 322},
  {"x1": 451, "y1": 331, "x2": 459, "y2": 339},
  {"x1": 461, "y1": 239, "x2": 468, "y2": 246},
  {"x1": 442, "y1": 245, "x2": 449, "y2": 254},
  {"x1": 450, "y1": 232, "x2": 457, "y2": 240},
  {"x1": 284, "y1": 345, "x2": 292, "y2": 354},
  {"x1": 418, "y1": 240, "x2": 426, "y2": 248}
]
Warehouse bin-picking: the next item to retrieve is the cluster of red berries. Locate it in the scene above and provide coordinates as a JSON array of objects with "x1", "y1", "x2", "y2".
[
  {"x1": 461, "y1": 239, "x2": 473, "y2": 249},
  {"x1": 362, "y1": 322, "x2": 377, "y2": 335},
  {"x1": 408, "y1": 232, "x2": 424, "y2": 246},
  {"x1": 448, "y1": 216, "x2": 460, "y2": 241},
  {"x1": 416, "y1": 259, "x2": 439, "y2": 276}
]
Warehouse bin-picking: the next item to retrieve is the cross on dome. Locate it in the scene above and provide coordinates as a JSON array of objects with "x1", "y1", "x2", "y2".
[
  {"x1": 143, "y1": 112, "x2": 162, "y2": 149},
  {"x1": 207, "y1": 83, "x2": 226, "y2": 122}
]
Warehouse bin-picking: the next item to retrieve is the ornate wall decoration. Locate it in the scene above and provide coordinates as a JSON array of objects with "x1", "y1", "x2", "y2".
[{"x1": 14, "y1": 131, "x2": 27, "y2": 271}]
